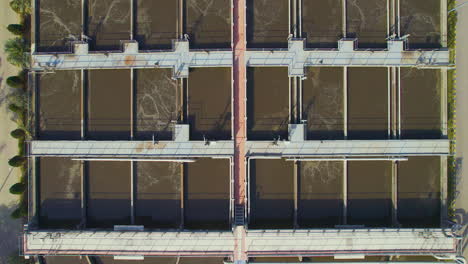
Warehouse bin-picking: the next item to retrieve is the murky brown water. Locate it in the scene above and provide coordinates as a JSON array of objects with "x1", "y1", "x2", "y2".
[
  {"x1": 247, "y1": 67, "x2": 289, "y2": 140},
  {"x1": 87, "y1": 69, "x2": 131, "y2": 139},
  {"x1": 39, "y1": 157, "x2": 81, "y2": 228},
  {"x1": 188, "y1": 68, "x2": 231, "y2": 140},
  {"x1": 309, "y1": 256, "x2": 390, "y2": 262},
  {"x1": 38, "y1": 70, "x2": 81, "y2": 139},
  {"x1": 179, "y1": 258, "x2": 226, "y2": 264},
  {"x1": 95, "y1": 257, "x2": 168, "y2": 264},
  {"x1": 400, "y1": 0, "x2": 441, "y2": 48},
  {"x1": 250, "y1": 257, "x2": 300, "y2": 263},
  {"x1": 135, "y1": 162, "x2": 181, "y2": 228},
  {"x1": 185, "y1": 158, "x2": 230, "y2": 229},
  {"x1": 346, "y1": 0, "x2": 387, "y2": 48},
  {"x1": 88, "y1": 0, "x2": 131, "y2": 50},
  {"x1": 348, "y1": 68, "x2": 388, "y2": 139},
  {"x1": 400, "y1": 68, "x2": 441, "y2": 139},
  {"x1": 249, "y1": 159, "x2": 294, "y2": 228},
  {"x1": 135, "y1": 0, "x2": 177, "y2": 50},
  {"x1": 37, "y1": 0, "x2": 81, "y2": 52},
  {"x1": 302, "y1": 0, "x2": 342, "y2": 48},
  {"x1": 186, "y1": 0, "x2": 231, "y2": 49},
  {"x1": 135, "y1": 69, "x2": 178, "y2": 140},
  {"x1": 247, "y1": 0, "x2": 289, "y2": 48},
  {"x1": 398, "y1": 156, "x2": 440, "y2": 227},
  {"x1": 303, "y1": 67, "x2": 344, "y2": 139},
  {"x1": 298, "y1": 161, "x2": 343, "y2": 227},
  {"x1": 347, "y1": 161, "x2": 392, "y2": 226},
  {"x1": 44, "y1": 256, "x2": 87, "y2": 264},
  {"x1": 87, "y1": 161, "x2": 131, "y2": 228}
]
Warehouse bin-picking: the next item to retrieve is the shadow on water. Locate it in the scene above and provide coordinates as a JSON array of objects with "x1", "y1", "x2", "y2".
[
  {"x1": 184, "y1": 159, "x2": 230, "y2": 230},
  {"x1": 86, "y1": 161, "x2": 131, "y2": 228},
  {"x1": 249, "y1": 159, "x2": 294, "y2": 229},
  {"x1": 135, "y1": 162, "x2": 181, "y2": 228}
]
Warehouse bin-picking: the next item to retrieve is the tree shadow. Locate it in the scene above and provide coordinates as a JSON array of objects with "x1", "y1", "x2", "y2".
[{"x1": 0, "y1": 203, "x2": 22, "y2": 263}]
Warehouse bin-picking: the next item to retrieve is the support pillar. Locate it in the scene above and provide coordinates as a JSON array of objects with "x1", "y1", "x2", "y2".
[
  {"x1": 293, "y1": 161, "x2": 299, "y2": 228},
  {"x1": 130, "y1": 69, "x2": 134, "y2": 140},
  {"x1": 392, "y1": 160, "x2": 398, "y2": 226},
  {"x1": 342, "y1": 0, "x2": 347, "y2": 38},
  {"x1": 130, "y1": 161, "x2": 135, "y2": 225},
  {"x1": 343, "y1": 160, "x2": 348, "y2": 224},
  {"x1": 441, "y1": 156, "x2": 448, "y2": 226},
  {"x1": 180, "y1": 163, "x2": 185, "y2": 229},
  {"x1": 343, "y1": 67, "x2": 348, "y2": 139}
]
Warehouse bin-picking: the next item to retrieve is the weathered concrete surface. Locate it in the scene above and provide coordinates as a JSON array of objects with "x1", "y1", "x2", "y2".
[
  {"x1": 0, "y1": 1, "x2": 23, "y2": 262},
  {"x1": 455, "y1": 0, "x2": 468, "y2": 259}
]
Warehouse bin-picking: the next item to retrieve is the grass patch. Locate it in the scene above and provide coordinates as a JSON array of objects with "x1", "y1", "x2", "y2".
[{"x1": 446, "y1": 0, "x2": 457, "y2": 221}]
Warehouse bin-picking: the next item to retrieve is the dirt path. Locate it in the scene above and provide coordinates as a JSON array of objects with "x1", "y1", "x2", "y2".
[{"x1": 0, "y1": 1, "x2": 23, "y2": 263}]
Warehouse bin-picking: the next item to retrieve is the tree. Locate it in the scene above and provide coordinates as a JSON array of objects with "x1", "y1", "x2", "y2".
[
  {"x1": 9, "y1": 182, "x2": 26, "y2": 195},
  {"x1": 9, "y1": 0, "x2": 31, "y2": 15},
  {"x1": 7, "y1": 24, "x2": 25, "y2": 35},
  {"x1": 4, "y1": 37, "x2": 29, "y2": 68},
  {"x1": 8, "y1": 155, "x2": 26, "y2": 167},
  {"x1": 10, "y1": 128, "x2": 26, "y2": 139},
  {"x1": 8, "y1": 103, "x2": 23, "y2": 114},
  {"x1": 6, "y1": 76, "x2": 23, "y2": 88}
]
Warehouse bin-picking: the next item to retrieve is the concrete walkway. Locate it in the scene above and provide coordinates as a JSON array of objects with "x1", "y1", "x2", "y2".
[
  {"x1": 0, "y1": 2, "x2": 23, "y2": 263},
  {"x1": 455, "y1": 0, "x2": 468, "y2": 259}
]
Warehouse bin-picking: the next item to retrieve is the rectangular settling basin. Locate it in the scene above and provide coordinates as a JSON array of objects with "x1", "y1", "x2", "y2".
[
  {"x1": 186, "y1": 0, "x2": 231, "y2": 49},
  {"x1": 400, "y1": 68, "x2": 441, "y2": 139},
  {"x1": 135, "y1": 162, "x2": 181, "y2": 228},
  {"x1": 247, "y1": 0, "x2": 289, "y2": 48},
  {"x1": 39, "y1": 157, "x2": 82, "y2": 228},
  {"x1": 185, "y1": 158, "x2": 230, "y2": 229},
  {"x1": 87, "y1": 0, "x2": 131, "y2": 50},
  {"x1": 37, "y1": 0, "x2": 82, "y2": 52},
  {"x1": 303, "y1": 67, "x2": 344, "y2": 139},
  {"x1": 346, "y1": 0, "x2": 387, "y2": 48},
  {"x1": 87, "y1": 161, "x2": 131, "y2": 228},
  {"x1": 135, "y1": 0, "x2": 178, "y2": 50},
  {"x1": 400, "y1": 0, "x2": 441, "y2": 48},
  {"x1": 247, "y1": 67, "x2": 289, "y2": 140},
  {"x1": 87, "y1": 69, "x2": 131, "y2": 140},
  {"x1": 302, "y1": 0, "x2": 343, "y2": 48},
  {"x1": 135, "y1": 69, "x2": 179, "y2": 140},
  {"x1": 249, "y1": 159, "x2": 294, "y2": 228},
  {"x1": 44, "y1": 256, "x2": 88, "y2": 264},
  {"x1": 37, "y1": 70, "x2": 81, "y2": 139},
  {"x1": 398, "y1": 157, "x2": 441, "y2": 227},
  {"x1": 347, "y1": 161, "x2": 392, "y2": 226},
  {"x1": 188, "y1": 68, "x2": 231, "y2": 140},
  {"x1": 298, "y1": 161, "x2": 343, "y2": 227},
  {"x1": 348, "y1": 68, "x2": 388, "y2": 139}
]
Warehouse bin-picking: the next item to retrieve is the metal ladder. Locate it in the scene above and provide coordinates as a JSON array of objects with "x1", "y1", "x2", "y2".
[{"x1": 234, "y1": 204, "x2": 245, "y2": 226}]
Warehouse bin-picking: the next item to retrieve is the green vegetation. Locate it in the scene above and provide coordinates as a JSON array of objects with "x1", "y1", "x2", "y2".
[
  {"x1": 6, "y1": 76, "x2": 24, "y2": 88},
  {"x1": 9, "y1": 182, "x2": 26, "y2": 195},
  {"x1": 4, "y1": 37, "x2": 29, "y2": 68},
  {"x1": 10, "y1": 128, "x2": 26, "y2": 139},
  {"x1": 9, "y1": 0, "x2": 31, "y2": 15},
  {"x1": 7, "y1": 24, "x2": 25, "y2": 35},
  {"x1": 447, "y1": 0, "x2": 457, "y2": 220},
  {"x1": 8, "y1": 156, "x2": 26, "y2": 167}
]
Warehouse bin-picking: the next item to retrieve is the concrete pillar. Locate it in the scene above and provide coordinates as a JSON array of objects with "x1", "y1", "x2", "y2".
[
  {"x1": 294, "y1": 161, "x2": 299, "y2": 228},
  {"x1": 130, "y1": 0, "x2": 134, "y2": 40},
  {"x1": 343, "y1": 160, "x2": 348, "y2": 224},
  {"x1": 398, "y1": 67, "x2": 401, "y2": 137},
  {"x1": 130, "y1": 161, "x2": 135, "y2": 225},
  {"x1": 179, "y1": 0, "x2": 184, "y2": 39},
  {"x1": 441, "y1": 68, "x2": 448, "y2": 137},
  {"x1": 343, "y1": 67, "x2": 348, "y2": 138},
  {"x1": 441, "y1": 0, "x2": 448, "y2": 47},
  {"x1": 342, "y1": 0, "x2": 347, "y2": 38},
  {"x1": 81, "y1": 160, "x2": 87, "y2": 228},
  {"x1": 180, "y1": 163, "x2": 185, "y2": 229},
  {"x1": 392, "y1": 161, "x2": 398, "y2": 226},
  {"x1": 130, "y1": 69, "x2": 134, "y2": 140},
  {"x1": 81, "y1": 70, "x2": 85, "y2": 139},
  {"x1": 440, "y1": 156, "x2": 448, "y2": 226},
  {"x1": 388, "y1": 67, "x2": 392, "y2": 138}
]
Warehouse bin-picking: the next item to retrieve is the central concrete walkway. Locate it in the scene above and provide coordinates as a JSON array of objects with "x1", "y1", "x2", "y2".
[{"x1": 233, "y1": 0, "x2": 247, "y2": 261}]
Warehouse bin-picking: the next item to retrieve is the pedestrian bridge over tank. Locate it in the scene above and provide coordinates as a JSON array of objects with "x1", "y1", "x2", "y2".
[
  {"x1": 30, "y1": 39, "x2": 451, "y2": 78},
  {"x1": 22, "y1": 228, "x2": 460, "y2": 258}
]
